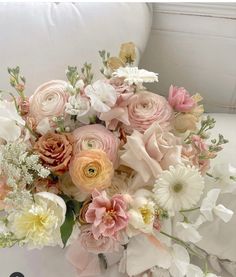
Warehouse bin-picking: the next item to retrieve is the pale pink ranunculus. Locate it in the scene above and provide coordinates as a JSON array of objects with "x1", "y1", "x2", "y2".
[
  {"x1": 79, "y1": 225, "x2": 121, "y2": 254},
  {"x1": 72, "y1": 124, "x2": 119, "y2": 164},
  {"x1": 120, "y1": 122, "x2": 182, "y2": 183},
  {"x1": 125, "y1": 91, "x2": 173, "y2": 133},
  {"x1": 85, "y1": 190, "x2": 129, "y2": 239},
  {"x1": 168, "y1": 85, "x2": 196, "y2": 112},
  {"x1": 29, "y1": 80, "x2": 69, "y2": 123}
]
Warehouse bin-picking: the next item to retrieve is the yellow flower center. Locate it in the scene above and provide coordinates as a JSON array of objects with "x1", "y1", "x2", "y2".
[
  {"x1": 83, "y1": 162, "x2": 101, "y2": 178},
  {"x1": 173, "y1": 183, "x2": 183, "y2": 193},
  {"x1": 103, "y1": 209, "x2": 116, "y2": 224},
  {"x1": 139, "y1": 206, "x2": 153, "y2": 225}
]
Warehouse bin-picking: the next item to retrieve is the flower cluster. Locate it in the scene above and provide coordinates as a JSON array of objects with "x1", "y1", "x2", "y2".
[{"x1": 0, "y1": 42, "x2": 234, "y2": 277}]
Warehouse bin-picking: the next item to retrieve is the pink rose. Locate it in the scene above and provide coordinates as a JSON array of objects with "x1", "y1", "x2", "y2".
[
  {"x1": 29, "y1": 80, "x2": 69, "y2": 123},
  {"x1": 125, "y1": 91, "x2": 173, "y2": 133},
  {"x1": 120, "y1": 122, "x2": 182, "y2": 183},
  {"x1": 85, "y1": 190, "x2": 129, "y2": 239},
  {"x1": 79, "y1": 225, "x2": 121, "y2": 254},
  {"x1": 168, "y1": 85, "x2": 196, "y2": 112},
  {"x1": 72, "y1": 124, "x2": 119, "y2": 164}
]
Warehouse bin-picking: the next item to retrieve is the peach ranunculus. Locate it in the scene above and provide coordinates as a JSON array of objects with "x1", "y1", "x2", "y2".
[
  {"x1": 29, "y1": 80, "x2": 69, "y2": 123},
  {"x1": 120, "y1": 122, "x2": 182, "y2": 183},
  {"x1": 85, "y1": 190, "x2": 129, "y2": 239},
  {"x1": 72, "y1": 124, "x2": 119, "y2": 164},
  {"x1": 124, "y1": 91, "x2": 173, "y2": 133},
  {"x1": 168, "y1": 85, "x2": 196, "y2": 112},
  {"x1": 34, "y1": 132, "x2": 72, "y2": 175},
  {"x1": 79, "y1": 225, "x2": 121, "y2": 254},
  {"x1": 69, "y1": 149, "x2": 114, "y2": 192}
]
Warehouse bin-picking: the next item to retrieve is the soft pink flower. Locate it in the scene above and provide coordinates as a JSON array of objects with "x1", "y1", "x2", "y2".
[
  {"x1": 168, "y1": 85, "x2": 196, "y2": 112},
  {"x1": 29, "y1": 80, "x2": 69, "y2": 124},
  {"x1": 79, "y1": 225, "x2": 121, "y2": 254},
  {"x1": 100, "y1": 78, "x2": 134, "y2": 130},
  {"x1": 125, "y1": 91, "x2": 173, "y2": 133},
  {"x1": 18, "y1": 97, "x2": 30, "y2": 116},
  {"x1": 191, "y1": 135, "x2": 208, "y2": 152},
  {"x1": 120, "y1": 122, "x2": 182, "y2": 183},
  {"x1": 85, "y1": 190, "x2": 129, "y2": 239},
  {"x1": 72, "y1": 124, "x2": 119, "y2": 164}
]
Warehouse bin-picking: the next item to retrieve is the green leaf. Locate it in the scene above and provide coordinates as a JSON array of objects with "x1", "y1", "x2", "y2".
[{"x1": 60, "y1": 207, "x2": 75, "y2": 247}]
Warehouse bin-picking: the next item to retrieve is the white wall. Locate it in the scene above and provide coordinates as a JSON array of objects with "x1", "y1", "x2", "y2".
[{"x1": 140, "y1": 3, "x2": 236, "y2": 113}]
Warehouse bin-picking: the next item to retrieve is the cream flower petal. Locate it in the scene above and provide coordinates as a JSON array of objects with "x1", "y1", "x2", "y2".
[
  {"x1": 175, "y1": 222, "x2": 202, "y2": 243},
  {"x1": 186, "y1": 264, "x2": 204, "y2": 277},
  {"x1": 213, "y1": 204, "x2": 234, "y2": 223},
  {"x1": 169, "y1": 244, "x2": 190, "y2": 277},
  {"x1": 126, "y1": 234, "x2": 171, "y2": 276}
]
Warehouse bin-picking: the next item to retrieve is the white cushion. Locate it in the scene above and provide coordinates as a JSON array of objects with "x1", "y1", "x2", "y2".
[{"x1": 0, "y1": 2, "x2": 152, "y2": 94}]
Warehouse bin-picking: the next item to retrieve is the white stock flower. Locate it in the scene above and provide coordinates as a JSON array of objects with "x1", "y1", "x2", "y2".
[
  {"x1": 128, "y1": 189, "x2": 155, "y2": 235},
  {"x1": 0, "y1": 100, "x2": 25, "y2": 141},
  {"x1": 112, "y1": 66, "x2": 158, "y2": 85},
  {"x1": 8, "y1": 192, "x2": 66, "y2": 249},
  {"x1": 65, "y1": 94, "x2": 91, "y2": 123},
  {"x1": 153, "y1": 165, "x2": 204, "y2": 215},
  {"x1": 200, "y1": 189, "x2": 234, "y2": 222},
  {"x1": 174, "y1": 222, "x2": 202, "y2": 243},
  {"x1": 209, "y1": 164, "x2": 236, "y2": 193},
  {"x1": 84, "y1": 80, "x2": 117, "y2": 112}
]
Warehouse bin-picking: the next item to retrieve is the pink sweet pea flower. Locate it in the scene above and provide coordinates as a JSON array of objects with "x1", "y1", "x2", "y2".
[
  {"x1": 85, "y1": 190, "x2": 129, "y2": 239},
  {"x1": 168, "y1": 85, "x2": 196, "y2": 112}
]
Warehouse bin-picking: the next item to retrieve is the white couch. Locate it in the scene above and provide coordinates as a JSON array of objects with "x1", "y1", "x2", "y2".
[{"x1": 0, "y1": 3, "x2": 235, "y2": 277}]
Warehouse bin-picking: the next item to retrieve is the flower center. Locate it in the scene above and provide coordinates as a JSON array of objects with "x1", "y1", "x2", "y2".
[
  {"x1": 173, "y1": 183, "x2": 183, "y2": 193},
  {"x1": 83, "y1": 162, "x2": 101, "y2": 178},
  {"x1": 139, "y1": 206, "x2": 153, "y2": 224},
  {"x1": 103, "y1": 209, "x2": 116, "y2": 224}
]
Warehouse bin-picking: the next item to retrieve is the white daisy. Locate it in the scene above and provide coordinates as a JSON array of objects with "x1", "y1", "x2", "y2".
[
  {"x1": 153, "y1": 165, "x2": 204, "y2": 215},
  {"x1": 112, "y1": 66, "x2": 158, "y2": 85}
]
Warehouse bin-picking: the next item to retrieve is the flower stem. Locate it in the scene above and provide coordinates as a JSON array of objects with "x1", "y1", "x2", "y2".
[{"x1": 179, "y1": 207, "x2": 200, "y2": 213}]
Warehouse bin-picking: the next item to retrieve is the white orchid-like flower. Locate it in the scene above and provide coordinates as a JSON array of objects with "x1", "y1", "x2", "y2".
[
  {"x1": 174, "y1": 222, "x2": 202, "y2": 243},
  {"x1": 200, "y1": 189, "x2": 234, "y2": 223},
  {"x1": 112, "y1": 66, "x2": 158, "y2": 85},
  {"x1": 0, "y1": 100, "x2": 25, "y2": 141},
  {"x1": 128, "y1": 189, "x2": 156, "y2": 235},
  {"x1": 84, "y1": 80, "x2": 117, "y2": 112},
  {"x1": 209, "y1": 164, "x2": 236, "y2": 193},
  {"x1": 187, "y1": 264, "x2": 221, "y2": 277},
  {"x1": 8, "y1": 192, "x2": 66, "y2": 249},
  {"x1": 169, "y1": 244, "x2": 190, "y2": 277}
]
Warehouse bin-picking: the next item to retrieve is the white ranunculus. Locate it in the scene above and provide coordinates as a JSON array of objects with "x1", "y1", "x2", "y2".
[
  {"x1": 200, "y1": 189, "x2": 234, "y2": 222},
  {"x1": 0, "y1": 100, "x2": 25, "y2": 141},
  {"x1": 112, "y1": 66, "x2": 158, "y2": 85},
  {"x1": 8, "y1": 192, "x2": 66, "y2": 249},
  {"x1": 174, "y1": 222, "x2": 202, "y2": 243},
  {"x1": 127, "y1": 189, "x2": 155, "y2": 235},
  {"x1": 84, "y1": 80, "x2": 117, "y2": 112}
]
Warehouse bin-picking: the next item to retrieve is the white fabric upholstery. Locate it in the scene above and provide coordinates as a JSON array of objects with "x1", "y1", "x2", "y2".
[
  {"x1": 0, "y1": 3, "x2": 152, "y2": 277},
  {"x1": 0, "y1": 2, "x2": 152, "y2": 94}
]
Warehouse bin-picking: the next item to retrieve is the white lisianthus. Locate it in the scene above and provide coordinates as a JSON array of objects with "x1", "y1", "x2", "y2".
[
  {"x1": 174, "y1": 222, "x2": 202, "y2": 243},
  {"x1": 8, "y1": 192, "x2": 66, "y2": 249},
  {"x1": 200, "y1": 189, "x2": 234, "y2": 223},
  {"x1": 209, "y1": 164, "x2": 236, "y2": 193},
  {"x1": 84, "y1": 80, "x2": 117, "y2": 112},
  {"x1": 112, "y1": 66, "x2": 158, "y2": 85},
  {"x1": 0, "y1": 100, "x2": 25, "y2": 141},
  {"x1": 153, "y1": 165, "x2": 204, "y2": 216},
  {"x1": 128, "y1": 189, "x2": 155, "y2": 235}
]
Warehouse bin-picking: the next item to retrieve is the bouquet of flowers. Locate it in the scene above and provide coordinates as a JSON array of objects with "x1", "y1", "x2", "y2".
[{"x1": 0, "y1": 42, "x2": 235, "y2": 277}]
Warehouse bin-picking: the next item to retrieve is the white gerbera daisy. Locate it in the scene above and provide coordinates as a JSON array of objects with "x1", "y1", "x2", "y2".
[{"x1": 153, "y1": 165, "x2": 204, "y2": 215}]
